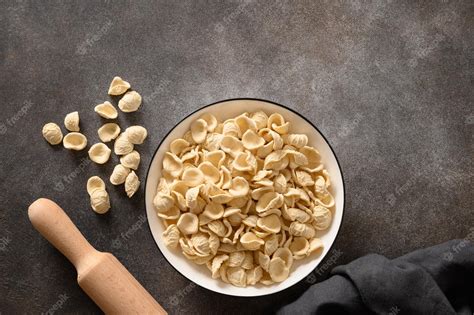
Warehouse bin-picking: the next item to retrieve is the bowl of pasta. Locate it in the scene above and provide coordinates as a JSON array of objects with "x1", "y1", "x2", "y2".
[{"x1": 145, "y1": 98, "x2": 344, "y2": 297}]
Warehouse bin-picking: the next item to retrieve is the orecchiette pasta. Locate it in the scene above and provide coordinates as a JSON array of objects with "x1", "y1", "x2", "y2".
[
  {"x1": 95, "y1": 101, "x2": 118, "y2": 119},
  {"x1": 90, "y1": 189, "x2": 111, "y2": 214},
  {"x1": 98, "y1": 123, "x2": 121, "y2": 142},
  {"x1": 120, "y1": 150, "x2": 140, "y2": 170},
  {"x1": 191, "y1": 119, "x2": 208, "y2": 143},
  {"x1": 108, "y1": 76, "x2": 130, "y2": 95},
  {"x1": 118, "y1": 91, "x2": 142, "y2": 112},
  {"x1": 125, "y1": 170, "x2": 140, "y2": 198},
  {"x1": 41, "y1": 77, "x2": 147, "y2": 204},
  {"x1": 64, "y1": 111, "x2": 80, "y2": 132},
  {"x1": 88, "y1": 143, "x2": 112, "y2": 164},
  {"x1": 87, "y1": 176, "x2": 106, "y2": 195},
  {"x1": 42, "y1": 122, "x2": 63, "y2": 145},
  {"x1": 154, "y1": 111, "x2": 335, "y2": 287},
  {"x1": 199, "y1": 113, "x2": 218, "y2": 132},
  {"x1": 163, "y1": 224, "x2": 180, "y2": 248},
  {"x1": 87, "y1": 176, "x2": 110, "y2": 214},
  {"x1": 170, "y1": 139, "x2": 190, "y2": 156},
  {"x1": 242, "y1": 129, "x2": 265, "y2": 150},
  {"x1": 110, "y1": 164, "x2": 130, "y2": 185},
  {"x1": 63, "y1": 132, "x2": 87, "y2": 151},
  {"x1": 125, "y1": 126, "x2": 147, "y2": 144},
  {"x1": 177, "y1": 213, "x2": 199, "y2": 235},
  {"x1": 114, "y1": 132, "x2": 134, "y2": 155}
]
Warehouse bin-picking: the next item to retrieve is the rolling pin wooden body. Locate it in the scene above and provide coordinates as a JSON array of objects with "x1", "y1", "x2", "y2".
[{"x1": 28, "y1": 198, "x2": 166, "y2": 314}]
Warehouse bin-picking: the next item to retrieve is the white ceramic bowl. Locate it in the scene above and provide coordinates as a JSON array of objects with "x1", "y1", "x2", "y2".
[{"x1": 145, "y1": 99, "x2": 345, "y2": 297}]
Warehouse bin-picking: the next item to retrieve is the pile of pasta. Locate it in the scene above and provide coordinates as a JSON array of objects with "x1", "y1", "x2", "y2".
[{"x1": 154, "y1": 111, "x2": 334, "y2": 287}]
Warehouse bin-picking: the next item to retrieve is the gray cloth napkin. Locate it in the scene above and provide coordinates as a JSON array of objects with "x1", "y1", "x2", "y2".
[{"x1": 278, "y1": 239, "x2": 474, "y2": 315}]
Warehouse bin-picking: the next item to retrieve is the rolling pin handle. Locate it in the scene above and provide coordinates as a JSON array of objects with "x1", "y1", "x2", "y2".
[{"x1": 28, "y1": 198, "x2": 96, "y2": 269}]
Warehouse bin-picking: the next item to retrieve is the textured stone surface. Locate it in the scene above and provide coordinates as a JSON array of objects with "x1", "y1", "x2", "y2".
[{"x1": 0, "y1": 0, "x2": 472, "y2": 313}]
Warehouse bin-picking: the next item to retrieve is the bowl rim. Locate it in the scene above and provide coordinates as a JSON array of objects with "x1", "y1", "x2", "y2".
[{"x1": 144, "y1": 97, "x2": 346, "y2": 297}]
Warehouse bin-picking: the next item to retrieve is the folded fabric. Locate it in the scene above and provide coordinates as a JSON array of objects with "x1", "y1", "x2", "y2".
[{"x1": 278, "y1": 239, "x2": 474, "y2": 315}]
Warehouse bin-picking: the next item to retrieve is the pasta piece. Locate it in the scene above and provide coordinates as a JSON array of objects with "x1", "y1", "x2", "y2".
[
  {"x1": 211, "y1": 255, "x2": 229, "y2": 278},
  {"x1": 86, "y1": 176, "x2": 105, "y2": 196},
  {"x1": 108, "y1": 76, "x2": 130, "y2": 95},
  {"x1": 63, "y1": 132, "x2": 87, "y2": 150},
  {"x1": 273, "y1": 174, "x2": 287, "y2": 194},
  {"x1": 240, "y1": 232, "x2": 264, "y2": 250},
  {"x1": 170, "y1": 139, "x2": 190, "y2": 156},
  {"x1": 125, "y1": 170, "x2": 140, "y2": 198},
  {"x1": 282, "y1": 207, "x2": 311, "y2": 223},
  {"x1": 126, "y1": 126, "x2": 147, "y2": 144},
  {"x1": 90, "y1": 189, "x2": 110, "y2": 214},
  {"x1": 264, "y1": 150, "x2": 289, "y2": 170},
  {"x1": 299, "y1": 146, "x2": 323, "y2": 173},
  {"x1": 241, "y1": 251, "x2": 254, "y2": 269},
  {"x1": 235, "y1": 115, "x2": 257, "y2": 134},
  {"x1": 294, "y1": 170, "x2": 314, "y2": 187},
  {"x1": 256, "y1": 214, "x2": 281, "y2": 233},
  {"x1": 289, "y1": 222, "x2": 315, "y2": 239},
  {"x1": 153, "y1": 192, "x2": 174, "y2": 213},
  {"x1": 114, "y1": 133, "x2": 134, "y2": 155},
  {"x1": 163, "y1": 224, "x2": 180, "y2": 248},
  {"x1": 256, "y1": 141, "x2": 274, "y2": 158},
  {"x1": 205, "y1": 184, "x2": 233, "y2": 204},
  {"x1": 95, "y1": 101, "x2": 118, "y2": 119},
  {"x1": 283, "y1": 134, "x2": 308, "y2": 148},
  {"x1": 229, "y1": 176, "x2": 249, "y2": 197},
  {"x1": 185, "y1": 185, "x2": 202, "y2": 213},
  {"x1": 273, "y1": 247, "x2": 294, "y2": 269},
  {"x1": 198, "y1": 162, "x2": 220, "y2": 184},
  {"x1": 228, "y1": 251, "x2": 246, "y2": 267},
  {"x1": 202, "y1": 202, "x2": 224, "y2": 220},
  {"x1": 222, "y1": 120, "x2": 241, "y2": 138},
  {"x1": 227, "y1": 267, "x2": 247, "y2": 287},
  {"x1": 42, "y1": 123, "x2": 63, "y2": 145},
  {"x1": 246, "y1": 266, "x2": 263, "y2": 285},
  {"x1": 289, "y1": 237, "x2": 309, "y2": 257},
  {"x1": 232, "y1": 151, "x2": 257, "y2": 173},
  {"x1": 64, "y1": 111, "x2": 80, "y2": 132},
  {"x1": 118, "y1": 91, "x2": 142, "y2": 112},
  {"x1": 307, "y1": 238, "x2": 324, "y2": 255},
  {"x1": 190, "y1": 119, "x2": 208, "y2": 144},
  {"x1": 110, "y1": 164, "x2": 130, "y2": 185},
  {"x1": 256, "y1": 192, "x2": 284, "y2": 213},
  {"x1": 257, "y1": 251, "x2": 270, "y2": 272},
  {"x1": 199, "y1": 113, "x2": 218, "y2": 132},
  {"x1": 182, "y1": 167, "x2": 205, "y2": 187},
  {"x1": 312, "y1": 205, "x2": 332, "y2": 230},
  {"x1": 208, "y1": 220, "x2": 227, "y2": 237},
  {"x1": 264, "y1": 234, "x2": 279, "y2": 256},
  {"x1": 250, "y1": 111, "x2": 268, "y2": 130},
  {"x1": 120, "y1": 150, "x2": 140, "y2": 170},
  {"x1": 162, "y1": 152, "x2": 183, "y2": 178},
  {"x1": 88, "y1": 143, "x2": 111, "y2": 164},
  {"x1": 269, "y1": 257, "x2": 290, "y2": 282},
  {"x1": 191, "y1": 232, "x2": 211, "y2": 255},
  {"x1": 204, "y1": 150, "x2": 225, "y2": 168},
  {"x1": 98, "y1": 123, "x2": 121, "y2": 142},
  {"x1": 157, "y1": 206, "x2": 180, "y2": 220},
  {"x1": 242, "y1": 129, "x2": 265, "y2": 150},
  {"x1": 209, "y1": 233, "x2": 220, "y2": 255},
  {"x1": 267, "y1": 113, "x2": 290, "y2": 134},
  {"x1": 220, "y1": 136, "x2": 244, "y2": 157},
  {"x1": 177, "y1": 213, "x2": 199, "y2": 235}
]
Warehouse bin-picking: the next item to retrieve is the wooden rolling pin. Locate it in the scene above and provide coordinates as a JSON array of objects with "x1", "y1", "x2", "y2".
[{"x1": 28, "y1": 198, "x2": 167, "y2": 314}]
